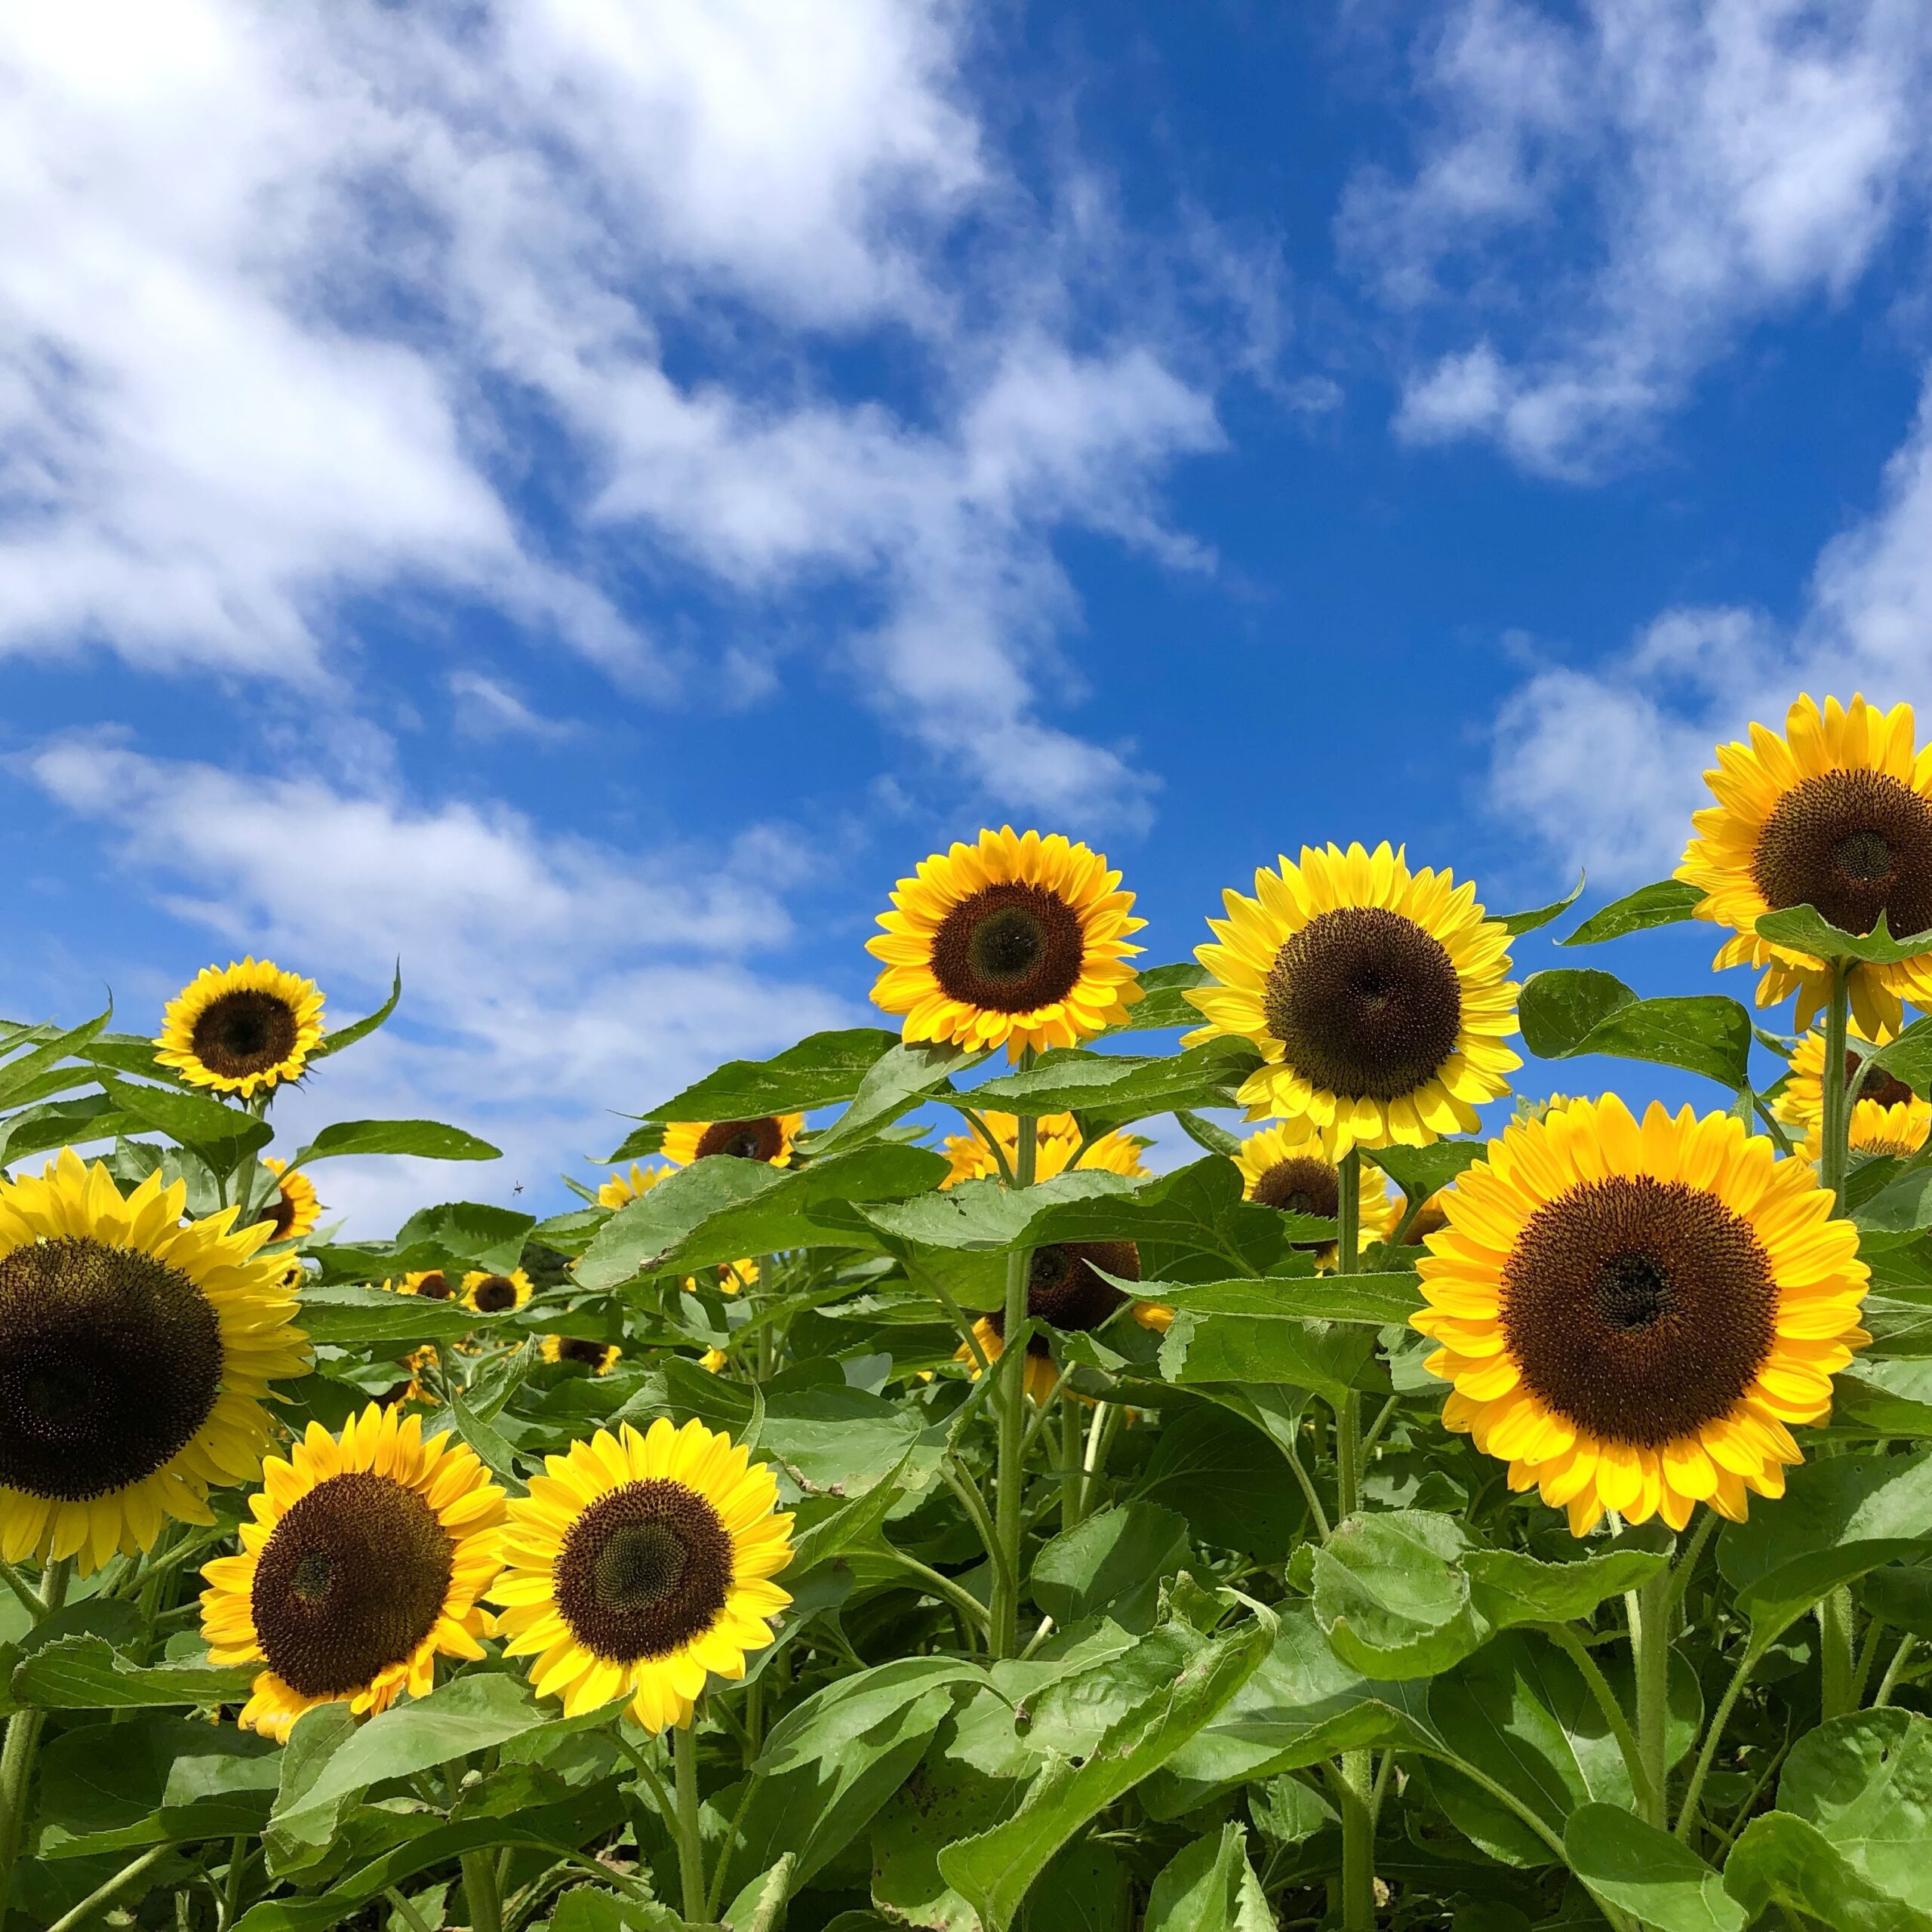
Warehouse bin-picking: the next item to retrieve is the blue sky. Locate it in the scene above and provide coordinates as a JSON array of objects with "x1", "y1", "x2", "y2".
[{"x1": 5, "y1": 1, "x2": 1932, "y2": 1228}]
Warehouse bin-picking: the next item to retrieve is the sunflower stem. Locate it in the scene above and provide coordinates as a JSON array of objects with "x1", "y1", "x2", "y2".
[
  {"x1": 1820, "y1": 961, "x2": 1853, "y2": 1212},
  {"x1": 1060, "y1": 1398, "x2": 1085, "y2": 1531},
  {"x1": 992, "y1": 1098, "x2": 1038, "y2": 1660},
  {"x1": 461, "y1": 1849, "x2": 504, "y2": 1932},
  {"x1": 0, "y1": 1558, "x2": 71, "y2": 1905},
  {"x1": 1336, "y1": 1749, "x2": 1377, "y2": 1930},
  {"x1": 1818, "y1": 1586, "x2": 1857, "y2": 1721},
  {"x1": 1875, "y1": 1634, "x2": 1918, "y2": 1708},
  {"x1": 1675, "y1": 1639, "x2": 1762, "y2": 1843},
  {"x1": 1542, "y1": 1621, "x2": 1656, "y2": 1823},
  {"x1": 672, "y1": 1718, "x2": 709, "y2": 1925},
  {"x1": 1631, "y1": 1564, "x2": 1673, "y2": 1829}
]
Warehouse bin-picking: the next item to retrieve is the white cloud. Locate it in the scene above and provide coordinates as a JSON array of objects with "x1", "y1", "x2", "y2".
[
  {"x1": 0, "y1": 0, "x2": 1225, "y2": 819},
  {"x1": 26, "y1": 734, "x2": 854, "y2": 1229},
  {"x1": 448, "y1": 672, "x2": 575, "y2": 744},
  {"x1": 1348, "y1": 0, "x2": 1932, "y2": 472},
  {"x1": 1489, "y1": 372, "x2": 1932, "y2": 880}
]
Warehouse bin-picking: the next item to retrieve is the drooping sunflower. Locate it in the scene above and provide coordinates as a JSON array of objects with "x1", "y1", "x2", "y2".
[
  {"x1": 257, "y1": 1158, "x2": 321, "y2": 1245},
  {"x1": 1774, "y1": 1026, "x2": 1932, "y2": 1163},
  {"x1": 463, "y1": 1269, "x2": 533, "y2": 1315},
  {"x1": 959, "y1": 1239, "x2": 1149, "y2": 1403},
  {"x1": 1235, "y1": 1121, "x2": 1399, "y2": 1267},
  {"x1": 681, "y1": 1258, "x2": 760, "y2": 1297},
  {"x1": 868, "y1": 827, "x2": 1145, "y2": 1059},
  {"x1": 1678, "y1": 694, "x2": 1932, "y2": 1038},
  {"x1": 0, "y1": 1151, "x2": 309, "y2": 1573},
  {"x1": 155, "y1": 958, "x2": 325, "y2": 1098},
  {"x1": 542, "y1": 1335, "x2": 623, "y2": 1375},
  {"x1": 660, "y1": 1116, "x2": 803, "y2": 1168},
  {"x1": 387, "y1": 1270, "x2": 455, "y2": 1300},
  {"x1": 1411, "y1": 1094, "x2": 1869, "y2": 1534},
  {"x1": 598, "y1": 1164, "x2": 668, "y2": 1210},
  {"x1": 200, "y1": 1404, "x2": 505, "y2": 1741},
  {"x1": 1186, "y1": 842, "x2": 1520, "y2": 1156},
  {"x1": 938, "y1": 1112, "x2": 1150, "y2": 1189},
  {"x1": 491, "y1": 1418, "x2": 793, "y2": 1734}
]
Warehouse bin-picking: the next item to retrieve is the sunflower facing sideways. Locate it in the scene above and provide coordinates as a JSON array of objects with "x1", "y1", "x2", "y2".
[
  {"x1": 156, "y1": 958, "x2": 325, "y2": 1098},
  {"x1": 0, "y1": 1151, "x2": 308, "y2": 1573},
  {"x1": 542, "y1": 1335, "x2": 623, "y2": 1375},
  {"x1": 1235, "y1": 1121, "x2": 1398, "y2": 1266},
  {"x1": 938, "y1": 1111, "x2": 1150, "y2": 1189},
  {"x1": 660, "y1": 1116, "x2": 803, "y2": 1168},
  {"x1": 491, "y1": 1418, "x2": 793, "y2": 1734},
  {"x1": 869, "y1": 827, "x2": 1144, "y2": 1058},
  {"x1": 257, "y1": 1157, "x2": 321, "y2": 1245},
  {"x1": 1678, "y1": 693, "x2": 1932, "y2": 1038},
  {"x1": 1412, "y1": 1095, "x2": 1869, "y2": 1534},
  {"x1": 463, "y1": 1268, "x2": 533, "y2": 1315},
  {"x1": 1776, "y1": 1025, "x2": 1932, "y2": 1163},
  {"x1": 200, "y1": 1404, "x2": 506, "y2": 1740},
  {"x1": 1186, "y1": 842, "x2": 1519, "y2": 1156}
]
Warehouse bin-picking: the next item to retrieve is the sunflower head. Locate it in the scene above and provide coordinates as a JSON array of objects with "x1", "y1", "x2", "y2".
[
  {"x1": 598, "y1": 1164, "x2": 668, "y2": 1210},
  {"x1": 155, "y1": 958, "x2": 325, "y2": 1098},
  {"x1": 1186, "y1": 842, "x2": 1520, "y2": 1156},
  {"x1": 867, "y1": 828, "x2": 1144, "y2": 1059},
  {"x1": 462, "y1": 1269, "x2": 533, "y2": 1315},
  {"x1": 1678, "y1": 694, "x2": 1932, "y2": 1036},
  {"x1": 257, "y1": 1158, "x2": 321, "y2": 1246},
  {"x1": 542, "y1": 1335, "x2": 622, "y2": 1375},
  {"x1": 682, "y1": 1258, "x2": 759, "y2": 1297},
  {"x1": 958, "y1": 1239, "x2": 1141, "y2": 1402},
  {"x1": 200, "y1": 1404, "x2": 505, "y2": 1741},
  {"x1": 491, "y1": 1418, "x2": 793, "y2": 1734},
  {"x1": 1774, "y1": 1026, "x2": 1932, "y2": 1163},
  {"x1": 1233, "y1": 1121, "x2": 1398, "y2": 1266},
  {"x1": 388, "y1": 1270, "x2": 455, "y2": 1300},
  {"x1": 937, "y1": 1111, "x2": 1150, "y2": 1188},
  {"x1": 660, "y1": 1115, "x2": 803, "y2": 1169},
  {"x1": 0, "y1": 1151, "x2": 309, "y2": 1574},
  {"x1": 1411, "y1": 1095, "x2": 1869, "y2": 1536}
]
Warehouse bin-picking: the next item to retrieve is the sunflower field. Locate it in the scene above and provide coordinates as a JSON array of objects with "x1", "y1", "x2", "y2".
[{"x1": 9, "y1": 693, "x2": 1932, "y2": 1932}]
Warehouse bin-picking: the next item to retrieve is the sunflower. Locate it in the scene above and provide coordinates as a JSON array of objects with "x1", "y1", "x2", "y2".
[
  {"x1": 1678, "y1": 694, "x2": 1932, "y2": 1038},
  {"x1": 0, "y1": 1151, "x2": 309, "y2": 1574},
  {"x1": 256, "y1": 1158, "x2": 321, "y2": 1245},
  {"x1": 1775, "y1": 1026, "x2": 1932, "y2": 1163},
  {"x1": 381, "y1": 1346, "x2": 438, "y2": 1408},
  {"x1": 1186, "y1": 843, "x2": 1520, "y2": 1156},
  {"x1": 1234, "y1": 1121, "x2": 1399, "y2": 1267},
  {"x1": 462, "y1": 1269, "x2": 533, "y2": 1315},
  {"x1": 155, "y1": 958, "x2": 325, "y2": 1098},
  {"x1": 699, "y1": 1348, "x2": 729, "y2": 1374},
  {"x1": 387, "y1": 1270, "x2": 455, "y2": 1300},
  {"x1": 491, "y1": 1418, "x2": 793, "y2": 1734},
  {"x1": 868, "y1": 827, "x2": 1145, "y2": 1059},
  {"x1": 660, "y1": 1116, "x2": 803, "y2": 1168},
  {"x1": 1411, "y1": 1095, "x2": 1869, "y2": 1535},
  {"x1": 938, "y1": 1112, "x2": 1150, "y2": 1189},
  {"x1": 958, "y1": 1239, "x2": 1147, "y2": 1402},
  {"x1": 682, "y1": 1259, "x2": 759, "y2": 1297},
  {"x1": 200, "y1": 1404, "x2": 505, "y2": 1741},
  {"x1": 542, "y1": 1335, "x2": 623, "y2": 1375},
  {"x1": 598, "y1": 1164, "x2": 668, "y2": 1210}
]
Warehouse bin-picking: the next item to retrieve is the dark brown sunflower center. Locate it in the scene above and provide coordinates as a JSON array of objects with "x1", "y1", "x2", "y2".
[
  {"x1": 1402, "y1": 1201, "x2": 1451, "y2": 1245},
  {"x1": 1500, "y1": 1176, "x2": 1777, "y2": 1447},
  {"x1": 0, "y1": 1236, "x2": 223, "y2": 1502},
  {"x1": 471, "y1": 1275, "x2": 519, "y2": 1312},
  {"x1": 1848, "y1": 1050, "x2": 1916, "y2": 1112},
  {"x1": 988, "y1": 1240, "x2": 1140, "y2": 1355},
  {"x1": 251, "y1": 1470, "x2": 454, "y2": 1699},
  {"x1": 414, "y1": 1272, "x2": 451, "y2": 1300},
  {"x1": 694, "y1": 1117, "x2": 785, "y2": 1161},
  {"x1": 554, "y1": 1479, "x2": 734, "y2": 1663},
  {"x1": 1262, "y1": 906, "x2": 1463, "y2": 1103},
  {"x1": 1253, "y1": 1155, "x2": 1340, "y2": 1248},
  {"x1": 930, "y1": 882, "x2": 1085, "y2": 1014},
  {"x1": 556, "y1": 1337, "x2": 611, "y2": 1368},
  {"x1": 1751, "y1": 768, "x2": 1932, "y2": 938},
  {"x1": 188, "y1": 989, "x2": 300, "y2": 1080},
  {"x1": 257, "y1": 1186, "x2": 297, "y2": 1241}
]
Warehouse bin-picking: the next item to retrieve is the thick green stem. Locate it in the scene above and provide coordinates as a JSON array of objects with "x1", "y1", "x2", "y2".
[
  {"x1": 1631, "y1": 1566, "x2": 1672, "y2": 1829},
  {"x1": 0, "y1": 1558, "x2": 71, "y2": 1906},
  {"x1": 1675, "y1": 1643, "x2": 1761, "y2": 1843},
  {"x1": 1820, "y1": 963, "x2": 1853, "y2": 1211},
  {"x1": 991, "y1": 1104, "x2": 1038, "y2": 1659},
  {"x1": 461, "y1": 1850, "x2": 505, "y2": 1932},
  {"x1": 1060, "y1": 1399, "x2": 1085, "y2": 1531},
  {"x1": 672, "y1": 1720, "x2": 708, "y2": 1925},
  {"x1": 1819, "y1": 1586, "x2": 1857, "y2": 1721},
  {"x1": 1337, "y1": 1749, "x2": 1377, "y2": 1930},
  {"x1": 1875, "y1": 1635, "x2": 1918, "y2": 1708}
]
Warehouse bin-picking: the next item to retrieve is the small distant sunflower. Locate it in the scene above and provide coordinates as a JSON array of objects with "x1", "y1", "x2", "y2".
[
  {"x1": 1678, "y1": 694, "x2": 1932, "y2": 1038},
  {"x1": 938, "y1": 1112, "x2": 1150, "y2": 1189},
  {"x1": 200, "y1": 1404, "x2": 505, "y2": 1741},
  {"x1": 660, "y1": 1116, "x2": 803, "y2": 1168},
  {"x1": 388, "y1": 1270, "x2": 455, "y2": 1300},
  {"x1": 463, "y1": 1269, "x2": 533, "y2": 1315},
  {"x1": 699, "y1": 1348, "x2": 728, "y2": 1374},
  {"x1": 682, "y1": 1259, "x2": 759, "y2": 1297},
  {"x1": 1412, "y1": 1095, "x2": 1869, "y2": 1535},
  {"x1": 256, "y1": 1158, "x2": 320, "y2": 1245},
  {"x1": 0, "y1": 1152, "x2": 309, "y2": 1574},
  {"x1": 1186, "y1": 842, "x2": 1520, "y2": 1156},
  {"x1": 156, "y1": 958, "x2": 325, "y2": 1098},
  {"x1": 868, "y1": 827, "x2": 1145, "y2": 1059},
  {"x1": 959, "y1": 1239, "x2": 1147, "y2": 1404},
  {"x1": 598, "y1": 1164, "x2": 668, "y2": 1210},
  {"x1": 1235, "y1": 1121, "x2": 1398, "y2": 1267},
  {"x1": 491, "y1": 1418, "x2": 793, "y2": 1734},
  {"x1": 1775, "y1": 1026, "x2": 1932, "y2": 1163},
  {"x1": 542, "y1": 1336, "x2": 623, "y2": 1375},
  {"x1": 381, "y1": 1346, "x2": 438, "y2": 1408}
]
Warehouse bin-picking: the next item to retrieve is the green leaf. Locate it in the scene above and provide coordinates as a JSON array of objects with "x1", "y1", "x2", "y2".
[
  {"x1": 1174, "y1": 1109, "x2": 1243, "y2": 1158},
  {"x1": 1146, "y1": 1273, "x2": 1423, "y2": 1326},
  {"x1": 1364, "y1": 1140, "x2": 1484, "y2": 1201},
  {"x1": 11, "y1": 1638, "x2": 257, "y2": 1710},
  {"x1": 1757, "y1": 905, "x2": 1932, "y2": 966},
  {"x1": 1313, "y1": 1512, "x2": 1487, "y2": 1680},
  {"x1": 937, "y1": 1604, "x2": 1275, "y2": 1931},
  {"x1": 548, "y1": 1892, "x2": 685, "y2": 1932},
  {"x1": 964, "y1": 1038, "x2": 1260, "y2": 1131},
  {"x1": 1143, "y1": 1824, "x2": 1272, "y2": 1932},
  {"x1": 806, "y1": 1041, "x2": 986, "y2": 1156},
  {"x1": 1561, "y1": 879, "x2": 1704, "y2": 947},
  {"x1": 1155, "y1": 1298, "x2": 1383, "y2": 1404},
  {"x1": 1463, "y1": 1544, "x2": 1667, "y2": 1630},
  {"x1": 0, "y1": 1004, "x2": 112, "y2": 1109},
  {"x1": 723, "y1": 1852, "x2": 797, "y2": 1932},
  {"x1": 1496, "y1": 874, "x2": 1586, "y2": 937},
  {"x1": 293, "y1": 1284, "x2": 483, "y2": 1346},
  {"x1": 1724, "y1": 1810, "x2": 1932, "y2": 1932},
  {"x1": 290, "y1": 1119, "x2": 501, "y2": 1164},
  {"x1": 393, "y1": 1201, "x2": 534, "y2": 1272},
  {"x1": 309, "y1": 965, "x2": 401, "y2": 1061},
  {"x1": 1519, "y1": 970, "x2": 1752, "y2": 1088},
  {"x1": 1104, "y1": 961, "x2": 1210, "y2": 1034},
  {"x1": 755, "y1": 1657, "x2": 983, "y2": 1778},
  {"x1": 1869, "y1": 1019, "x2": 1932, "y2": 1102},
  {"x1": 1563, "y1": 1803, "x2": 1744, "y2": 1931},
  {"x1": 643, "y1": 1028, "x2": 902, "y2": 1121},
  {"x1": 1134, "y1": 1405, "x2": 1309, "y2": 1560},
  {"x1": 787, "y1": 1444, "x2": 920, "y2": 1579},
  {"x1": 1031, "y1": 1503, "x2": 1190, "y2": 1626},
  {"x1": 1859, "y1": 1562, "x2": 1932, "y2": 1638},
  {"x1": 99, "y1": 1074, "x2": 273, "y2": 1161}
]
